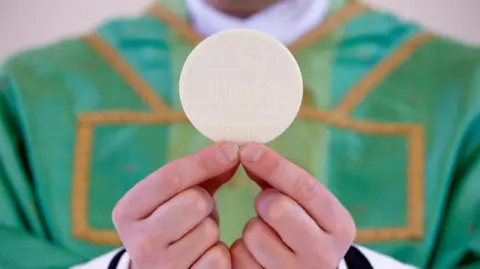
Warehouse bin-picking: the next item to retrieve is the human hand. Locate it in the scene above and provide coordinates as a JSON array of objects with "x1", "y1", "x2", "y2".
[
  {"x1": 231, "y1": 143, "x2": 356, "y2": 269},
  {"x1": 113, "y1": 142, "x2": 240, "y2": 269}
]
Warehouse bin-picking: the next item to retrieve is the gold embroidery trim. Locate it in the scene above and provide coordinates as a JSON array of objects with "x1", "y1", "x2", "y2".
[
  {"x1": 408, "y1": 125, "x2": 425, "y2": 239},
  {"x1": 299, "y1": 108, "x2": 425, "y2": 242},
  {"x1": 72, "y1": 114, "x2": 425, "y2": 244},
  {"x1": 333, "y1": 33, "x2": 434, "y2": 118},
  {"x1": 145, "y1": 4, "x2": 204, "y2": 44},
  {"x1": 82, "y1": 34, "x2": 169, "y2": 113},
  {"x1": 72, "y1": 5, "x2": 428, "y2": 244},
  {"x1": 289, "y1": 1, "x2": 368, "y2": 53},
  {"x1": 72, "y1": 115, "x2": 95, "y2": 242}
]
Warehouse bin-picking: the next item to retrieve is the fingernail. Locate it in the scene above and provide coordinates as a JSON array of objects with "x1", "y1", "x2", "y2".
[
  {"x1": 240, "y1": 144, "x2": 263, "y2": 163},
  {"x1": 218, "y1": 142, "x2": 239, "y2": 163}
]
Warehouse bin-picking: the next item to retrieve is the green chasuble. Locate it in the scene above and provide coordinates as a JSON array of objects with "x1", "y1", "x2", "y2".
[{"x1": 0, "y1": 0, "x2": 479, "y2": 268}]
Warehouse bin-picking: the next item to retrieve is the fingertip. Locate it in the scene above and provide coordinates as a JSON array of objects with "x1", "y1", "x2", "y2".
[
  {"x1": 230, "y1": 238, "x2": 263, "y2": 269},
  {"x1": 230, "y1": 239, "x2": 244, "y2": 251},
  {"x1": 213, "y1": 242, "x2": 232, "y2": 269},
  {"x1": 188, "y1": 187, "x2": 215, "y2": 214},
  {"x1": 242, "y1": 217, "x2": 264, "y2": 241},
  {"x1": 208, "y1": 202, "x2": 220, "y2": 225},
  {"x1": 191, "y1": 242, "x2": 231, "y2": 269},
  {"x1": 201, "y1": 217, "x2": 221, "y2": 242},
  {"x1": 217, "y1": 142, "x2": 240, "y2": 163},
  {"x1": 239, "y1": 143, "x2": 264, "y2": 163},
  {"x1": 230, "y1": 239, "x2": 247, "y2": 258},
  {"x1": 215, "y1": 241, "x2": 231, "y2": 257}
]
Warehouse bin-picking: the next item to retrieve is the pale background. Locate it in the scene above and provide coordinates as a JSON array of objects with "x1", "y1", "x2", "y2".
[{"x1": 0, "y1": 0, "x2": 479, "y2": 62}]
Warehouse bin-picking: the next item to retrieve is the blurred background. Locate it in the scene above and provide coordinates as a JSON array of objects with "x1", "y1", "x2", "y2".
[
  {"x1": 0, "y1": 0, "x2": 479, "y2": 62},
  {"x1": 0, "y1": 1, "x2": 478, "y2": 268}
]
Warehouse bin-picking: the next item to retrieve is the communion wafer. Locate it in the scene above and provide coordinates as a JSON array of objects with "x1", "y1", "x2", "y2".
[{"x1": 179, "y1": 29, "x2": 303, "y2": 143}]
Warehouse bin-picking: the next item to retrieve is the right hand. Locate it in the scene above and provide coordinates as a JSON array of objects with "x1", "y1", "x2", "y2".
[{"x1": 112, "y1": 142, "x2": 240, "y2": 269}]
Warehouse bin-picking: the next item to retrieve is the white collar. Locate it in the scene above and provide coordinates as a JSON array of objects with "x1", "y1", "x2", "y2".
[{"x1": 186, "y1": 0, "x2": 330, "y2": 45}]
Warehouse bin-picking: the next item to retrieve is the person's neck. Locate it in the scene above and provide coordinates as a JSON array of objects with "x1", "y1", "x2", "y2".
[{"x1": 207, "y1": 0, "x2": 281, "y2": 18}]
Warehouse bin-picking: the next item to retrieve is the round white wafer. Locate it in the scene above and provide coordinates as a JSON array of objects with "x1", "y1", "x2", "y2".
[{"x1": 179, "y1": 29, "x2": 303, "y2": 144}]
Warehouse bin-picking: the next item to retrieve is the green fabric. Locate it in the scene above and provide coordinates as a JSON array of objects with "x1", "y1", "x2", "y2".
[
  {"x1": 332, "y1": 35, "x2": 480, "y2": 269},
  {"x1": 0, "y1": 2, "x2": 479, "y2": 269},
  {"x1": 429, "y1": 115, "x2": 480, "y2": 269},
  {"x1": 0, "y1": 78, "x2": 87, "y2": 267},
  {"x1": 1, "y1": 38, "x2": 154, "y2": 260},
  {"x1": 0, "y1": 225, "x2": 84, "y2": 268},
  {"x1": 0, "y1": 82, "x2": 45, "y2": 238}
]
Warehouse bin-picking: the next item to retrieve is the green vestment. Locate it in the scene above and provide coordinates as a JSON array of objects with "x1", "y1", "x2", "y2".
[{"x1": 0, "y1": 0, "x2": 479, "y2": 268}]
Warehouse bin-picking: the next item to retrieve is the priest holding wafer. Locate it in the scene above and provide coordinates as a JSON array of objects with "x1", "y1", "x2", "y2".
[{"x1": 0, "y1": 0, "x2": 479, "y2": 268}]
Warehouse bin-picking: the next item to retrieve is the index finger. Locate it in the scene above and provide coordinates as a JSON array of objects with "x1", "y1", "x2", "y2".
[
  {"x1": 239, "y1": 143, "x2": 347, "y2": 233},
  {"x1": 114, "y1": 142, "x2": 240, "y2": 221}
]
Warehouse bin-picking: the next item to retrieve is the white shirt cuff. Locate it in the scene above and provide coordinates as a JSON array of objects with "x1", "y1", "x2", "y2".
[
  {"x1": 70, "y1": 249, "x2": 130, "y2": 269},
  {"x1": 339, "y1": 245, "x2": 418, "y2": 269},
  {"x1": 69, "y1": 245, "x2": 417, "y2": 269}
]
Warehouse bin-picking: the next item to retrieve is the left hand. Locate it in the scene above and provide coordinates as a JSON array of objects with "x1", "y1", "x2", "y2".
[{"x1": 231, "y1": 143, "x2": 356, "y2": 269}]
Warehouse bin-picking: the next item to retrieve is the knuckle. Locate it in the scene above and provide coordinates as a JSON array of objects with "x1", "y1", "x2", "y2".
[
  {"x1": 338, "y1": 211, "x2": 357, "y2": 243},
  {"x1": 242, "y1": 218, "x2": 262, "y2": 242},
  {"x1": 290, "y1": 173, "x2": 318, "y2": 202},
  {"x1": 209, "y1": 245, "x2": 230, "y2": 268},
  {"x1": 186, "y1": 187, "x2": 212, "y2": 214},
  {"x1": 196, "y1": 156, "x2": 212, "y2": 177},
  {"x1": 263, "y1": 195, "x2": 290, "y2": 221},
  {"x1": 326, "y1": 202, "x2": 356, "y2": 238},
  {"x1": 158, "y1": 255, "x2": 177, "y2": 269},
  {"x1": 311, "y1": 244, "x2": 328, "y2": 259},
  {"x1": 216, "y1": 255, "x2": 230, "y2": 269},
  {"x1": 319, "y1": 258, "x2": 339, "y2": 269},
  {"x1": 111, "y1": 201, "x2": 128, "y2": 227},
  {"x1": 128, "y1": 235, "x2": 155, "y2": 265},
  {"x1": 230, "y1": 240, "x2": 243, "y2": 255},
  {"x1": 264, "y1": 156, "x2": 282, "y2": 179},
  {"x1": 202, "y1": 218, "x2": 220, "y2": 241},
  {"x1": 310, "y1": 246, "x2": 338, "y2": 269},
  {"x1": 161, "y1": 172, "x2": 183, "y2": 194},
  {"x1": 242, "y1": 219, "x2": 273, "y2": 255}
]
